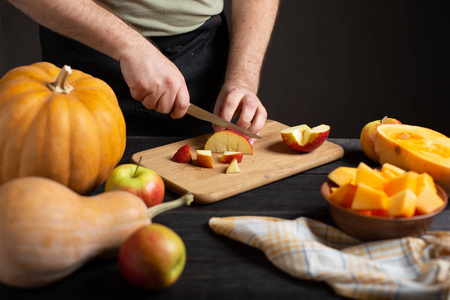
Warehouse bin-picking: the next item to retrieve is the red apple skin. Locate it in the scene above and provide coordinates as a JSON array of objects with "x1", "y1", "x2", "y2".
[
  {"x1": 283, "y1": 130, "x2": 330, "y2": 153},
  {"x1": 229, "y1": 130, "x2": 256, "y2": 147},
  {"x1": 219, "y1": 152, "x2": 244, "y2": 163},
  {"x1": 105, "y1": 164, "x2": 165, "y2": 208},
  {"x1": 360, "y1": 117, "x2": 401, "y2": 162},
  {"x1": 172, "y1": 144, "x2": 191, "y2": 163},
  {"x1": 118, "y1": 224, "x2": 186, "y2": 291}
]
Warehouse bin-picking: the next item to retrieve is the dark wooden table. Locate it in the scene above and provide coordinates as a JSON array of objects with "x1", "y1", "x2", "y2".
[{"x1": 1, "y1": 138, "x2": 449, "y2": 300}]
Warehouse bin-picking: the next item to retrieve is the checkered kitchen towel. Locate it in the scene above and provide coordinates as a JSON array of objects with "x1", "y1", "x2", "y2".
[{"x1": 208, "y1": 216, "x2": 450, "y2": 300}]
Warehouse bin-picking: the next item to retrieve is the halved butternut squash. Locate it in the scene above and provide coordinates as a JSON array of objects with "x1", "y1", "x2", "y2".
[{"x1": 375, "y1": 124, "x2": 450, "y2": 192}]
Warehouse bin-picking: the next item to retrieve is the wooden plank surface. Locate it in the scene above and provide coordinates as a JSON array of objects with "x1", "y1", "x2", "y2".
[{"x1": 131, "y1": 120, "x2": 344, "y2": 204}]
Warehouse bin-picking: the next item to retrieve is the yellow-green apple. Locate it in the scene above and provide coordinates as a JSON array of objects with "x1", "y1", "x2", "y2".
[
  {"x1": 280, "y1": 124, "x2": 330, "y2": 152},
  {"x1": 204, "y1": 130, "x2": 253, "y2": 155},
  {"x1": 105, "y1": 164, "x2": 165, "y2": 207},
  {"x1": 196, "y1": 150, "x2": 214, "y2": 168},
  {"x1": 172, "y1": 144, "x2": 191, "y2": 163},
  {"x1": 360, "y1": 116, "x2": 401, "y2": 162},
  {"x1": 118, "y1": 224, "x2": 186, "y2": 291},
  {"x1": 226, "y1": 158, "x2": 241, "y2": 174},
  {"x1": 219, "y1": 151, "x2": 244, "y2": 163}
]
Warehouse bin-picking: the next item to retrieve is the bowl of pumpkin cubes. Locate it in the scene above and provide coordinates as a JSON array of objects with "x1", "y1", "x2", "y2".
[{"x1": 321, "y1": 162, "x2": 448, "y2": 241}]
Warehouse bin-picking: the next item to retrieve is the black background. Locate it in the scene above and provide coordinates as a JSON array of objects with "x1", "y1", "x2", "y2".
[{"x1": 1, "y1": 1, "x2": 449, "y2": 138}]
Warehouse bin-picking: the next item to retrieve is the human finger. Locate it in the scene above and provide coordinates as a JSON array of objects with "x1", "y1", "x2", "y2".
[{"x1": 170, "y1": 84, "x2": 190, "y2": 119}]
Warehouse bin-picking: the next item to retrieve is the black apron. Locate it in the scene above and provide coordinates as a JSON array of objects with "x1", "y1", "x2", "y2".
[{"x1": 39, "y1": 13, "x2": 229, "y2": 136}]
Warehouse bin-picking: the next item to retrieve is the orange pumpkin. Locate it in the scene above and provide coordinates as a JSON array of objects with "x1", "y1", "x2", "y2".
[
  {"x1": 0, "y1": 62, "x2": 126, "y2": 194},
  {"x1": 375, "y1": 124, "x2": 450, "y2": 192}
]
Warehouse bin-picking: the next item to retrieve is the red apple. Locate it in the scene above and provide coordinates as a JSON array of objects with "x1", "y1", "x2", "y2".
[
  {"x1": 360, "y1": 116, "x2": 401, "y2": 162},
  {"x1": 196, "y1": 150, "x2": 214, "y2": 168},
  {"x1": 172, "y1": 144, "x2": 191, "y2": 163},
  {"x1": 105, "y1": 164, "x2": 165, "y2": 207},
  {"x1": 226, "y1": 158, "x2": 241, "y2": 174},
  {"x1": 118, "y1": 224, "x2": 186, "y2": 291},
  {"x1": 219, "y1": 151, "x2": 244, "y2": 163},
  {"x1": 280, "y1": 124, "x2": 330, "y2": 152},
  {"x1": 204, "y1": 130, "x2": 253, "y2": 155}
]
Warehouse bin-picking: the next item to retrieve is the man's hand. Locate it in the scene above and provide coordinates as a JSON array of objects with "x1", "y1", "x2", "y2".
[
  {"x1": 213, "y1": 83, "x2": 267, "y2": 135},
  {"x1": 119, "y1": 43, "x2": 190, "y2": 119},
  {"x1": 213, "y1": 0, "x2": 279, "y2": 135}
]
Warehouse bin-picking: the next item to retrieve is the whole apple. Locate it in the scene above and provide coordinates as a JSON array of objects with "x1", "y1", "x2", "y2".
[
  {"x1": 105, "y1": 164, "x2": 165, "y2": 207},
  {"x1": 118, "y1": 224, "x2": 186, "y2": 291},
  {"x1": 360, "y1": 116, "x2": 401, "y2": 162}
]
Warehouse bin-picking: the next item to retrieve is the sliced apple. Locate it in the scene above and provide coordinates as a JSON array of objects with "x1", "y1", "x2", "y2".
[
  {"x1": 172, "y1": 144, "x2": 192, "y2": 163},
  {"x1": 280, "y1": 124, "x2": 330, "y2": 152},
  {"x1": 196, "y1": 150, "x2": 214, "y2": 168},
  {"x1": 204, "y1": 130, "x2": 253, "y2": 155},
  {"x1": 219, "y1": 151, "x2": 244, "y2": 163},
  {"x1": 226, "y1": 158, "x2": 241, "y2": 174}
]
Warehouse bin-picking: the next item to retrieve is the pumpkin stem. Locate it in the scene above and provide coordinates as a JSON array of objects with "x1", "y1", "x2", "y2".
[
  {"x1": 47, "y1": 65, "x2": 74, "y2": 94},
  {"x1": 147, "y1": 192, "x2": 194, "y2": 219}
]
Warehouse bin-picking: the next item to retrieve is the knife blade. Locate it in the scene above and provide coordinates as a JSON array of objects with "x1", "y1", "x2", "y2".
[{"x1": 186, "y1": 104, "x2": 262, "y2": 139}]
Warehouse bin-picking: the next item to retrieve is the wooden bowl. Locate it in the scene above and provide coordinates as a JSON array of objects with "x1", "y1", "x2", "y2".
[{"x1": 321, "y1": 181, "x2": 448, "y2": 241}]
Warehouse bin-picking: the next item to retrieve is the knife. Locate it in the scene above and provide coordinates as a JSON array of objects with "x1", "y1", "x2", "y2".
[{"x1": 186, "y1": 104, "x2": 262, "y2": 139}]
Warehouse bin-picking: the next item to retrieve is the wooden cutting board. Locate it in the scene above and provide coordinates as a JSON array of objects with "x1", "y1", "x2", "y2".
[{"x1": 131, "y1": 120, "x2": 344, "y2": 204}]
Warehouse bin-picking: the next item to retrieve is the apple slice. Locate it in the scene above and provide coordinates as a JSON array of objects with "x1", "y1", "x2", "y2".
[
  {"x1": 219, "y1": 151, "x2": 244, "y2": 163},
  {"x1": 226, "y1": 158, "x2": 241, "y2": 174},
  {"x1": 204, "y1": 130, "x2": 253, "y2": 155},
  {"x1": 172, "y1": 144, "x2": 192, "y2": 163},
  {"x1": 280, "y1": 124, "x2": 330, "y2": 152},
  {"x1": 196, "y1": 150, "x2": 214, "y2": 168}
]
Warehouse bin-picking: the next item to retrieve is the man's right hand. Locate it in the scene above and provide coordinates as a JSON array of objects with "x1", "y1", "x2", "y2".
[{"x1": 119, "y1": 43, "x2": 190, "y2": 119}]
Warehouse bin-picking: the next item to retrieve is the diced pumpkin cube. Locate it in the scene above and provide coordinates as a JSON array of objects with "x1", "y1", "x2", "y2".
[
  {"x1": 388, "y1": 189, "x2": 417, "y2": 218},
  {"x1": 381, "y1": 163, "x2": 406, "y2": 177},
  {"x1": 416, "y1": 173, "x2": 437, "y2": 195},
  {"x1": 381, "y1": 169, "x2": 397, "y2": 181},
  {"x1": 329, "y1": 183, "x2": 357, "y2": 208},
  {"x1": 416, "y1": 187, "x2": 445, "y2": 214},
  {"x1": 327, "y1": 167, "x2": 357, "y2": 186},
  {"x1": 355, "y1": 162, "x2": 387, "y2": 190},
  {"x1": 384, "y1": 171, "x2": 419, "y2": 197},
  {"x1": 351, "y1": 183, "x2": 389, "y2": 210}
]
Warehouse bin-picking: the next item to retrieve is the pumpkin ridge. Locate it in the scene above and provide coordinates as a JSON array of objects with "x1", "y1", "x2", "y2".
[
  {"x1": 19, "y1": 96, "x2": 52, "y2": 180},
  {"x1": 66, "y1": 94, "x2": 101, "y2": 193},
  {"x1": 0, "y1": 91, "x2": 50, "y2": 183},
  {"x1": 69, "y1": 88, "x2": 125, "y2": 189}
]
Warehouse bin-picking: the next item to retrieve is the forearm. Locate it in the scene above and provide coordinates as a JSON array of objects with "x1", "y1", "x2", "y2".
[
  {"x1": 226, "y1": 0, "x2": 280, "y2": 93},
  {"x1": 8, "y1": 0, "x2": 152, "y2": 62}
]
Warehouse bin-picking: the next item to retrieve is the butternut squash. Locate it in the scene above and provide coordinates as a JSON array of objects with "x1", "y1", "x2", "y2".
[
  {"x1": 0, "y1": 177, "x2": 193, "y2": 288},
  {"x1": 375, "y1": 124, "x2": 450, "y2": 192}
]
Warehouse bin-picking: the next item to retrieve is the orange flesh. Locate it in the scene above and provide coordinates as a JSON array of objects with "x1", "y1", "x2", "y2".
[{"x1": 390, "y1": 131, "x2": 450, "y2": 159}]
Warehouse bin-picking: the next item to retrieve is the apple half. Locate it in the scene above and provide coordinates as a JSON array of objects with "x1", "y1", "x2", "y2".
[
  {"x1": 219, "y1": 151, "x2": 244, "y2": 163},
  {"x1": 280, "y1": 124, "x2": 330, "y2": 152},
  {"x1": 204, "y1": 130, "x2": 253, "y2": 155},
  {"x1": 226, "y1": 158, "x2": 241, "y2": 174},
  {"x1": 196, "y1": 150, "x2": 214, "y2": 168}
]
